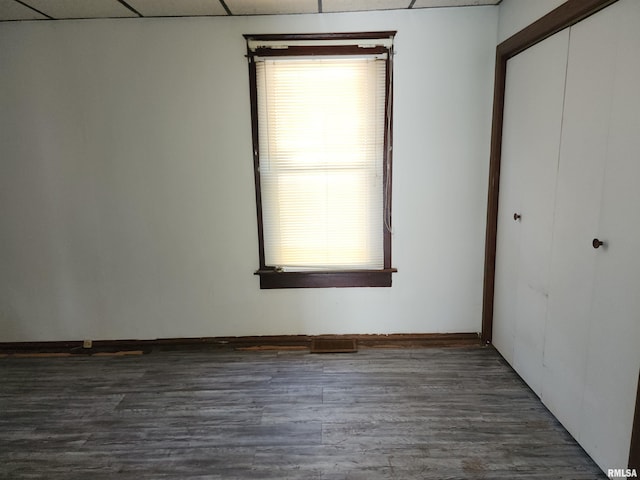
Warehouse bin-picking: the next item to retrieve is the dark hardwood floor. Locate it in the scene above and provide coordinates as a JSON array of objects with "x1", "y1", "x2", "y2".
[{"x1": 0, "y1": 346, "x2": 606, "y2": 479}]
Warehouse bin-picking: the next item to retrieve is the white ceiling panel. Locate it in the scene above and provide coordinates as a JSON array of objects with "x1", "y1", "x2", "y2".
[
  {"x1": 126, "y1": 0, "x2": 228, "y2": 17},
  {"x1": 225, "y1": 0, "x2": 317, "y2": 15},
  {"x1": 412, "y1": 0, "x2": 499, "y2": 8},
  {"x1": 323, "y1": 0, "x2": 411, "y2": 14},
  {"x1": 0, "y1": 0, "x2": 47, "y2": 20},
  {"x1": 1, "y1": 0, "x2": 501, "y2": 21},
  {"x1": 25, "y1": 0, "x2": 138, "y2": 19}
]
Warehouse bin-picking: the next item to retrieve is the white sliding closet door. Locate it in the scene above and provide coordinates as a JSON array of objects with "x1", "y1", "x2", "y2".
[
  {"x1": 493, "y1": 0, "x2": 640, "y2": 472},
  {"x1": 579, "y1": 0, "x2": 640, "y2": 467},
  {"x1": 493, "y1": 29, "x2": 569, "y2": 394},
  {"x1": 541, "y1": 5, "x2": 640, "y2": 464},
  {"x1": 540, "y1": 2, "x2": 618, "y2": 438}
]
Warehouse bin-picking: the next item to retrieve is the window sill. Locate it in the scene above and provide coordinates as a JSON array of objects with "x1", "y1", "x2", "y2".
[{"x1": 254, "y1": 268, "x2": 397, "y2": 289}]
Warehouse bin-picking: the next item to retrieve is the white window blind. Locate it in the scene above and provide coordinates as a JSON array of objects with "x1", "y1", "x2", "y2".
[{"x1": 256, "y1": 56, "x2": 386, "y2": 271}]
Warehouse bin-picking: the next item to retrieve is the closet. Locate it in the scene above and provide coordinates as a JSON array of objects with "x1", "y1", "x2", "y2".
[{"x1": 493, "y1": 0, "x2": 640, "y2": 472}]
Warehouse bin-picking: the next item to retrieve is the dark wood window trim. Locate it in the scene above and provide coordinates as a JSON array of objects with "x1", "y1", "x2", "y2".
[
  {"x1": 245, "y1": 32, "x2": 397, "y2": 289},
  {"x1": 254, "y1": 269, "x2": 396, "y2": 289},
  {"x1": 480, "y1": 0, "x2": 618, "y2": 344}
]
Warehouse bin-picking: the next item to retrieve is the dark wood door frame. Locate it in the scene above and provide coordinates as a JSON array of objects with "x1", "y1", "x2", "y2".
[
  {"x1": 479, "y1": 0, "x2": 640, "y2": 469},
  {"x1": 630, "y1": 370, "x2": 640, "y2": 470}
]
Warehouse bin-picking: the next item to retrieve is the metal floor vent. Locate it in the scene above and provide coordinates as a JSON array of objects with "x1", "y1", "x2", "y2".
[{"x1": 310, "y1": 338, "x2": 358, "y2": 354}]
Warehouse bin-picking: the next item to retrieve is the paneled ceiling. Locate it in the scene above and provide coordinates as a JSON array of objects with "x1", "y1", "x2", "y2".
[{"x1": 0, "y1": 0, "x2": 500, "y2": 22}]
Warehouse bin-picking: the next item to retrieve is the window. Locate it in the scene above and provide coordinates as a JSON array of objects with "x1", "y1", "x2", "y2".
[{"x1": 245, "y1": 32, "x2": 397, "y2": 289}]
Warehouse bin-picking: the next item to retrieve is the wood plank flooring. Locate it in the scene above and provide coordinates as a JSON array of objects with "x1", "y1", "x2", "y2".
[{"x1": 0, "y1": 346, "x2": 606, "y2": 479}]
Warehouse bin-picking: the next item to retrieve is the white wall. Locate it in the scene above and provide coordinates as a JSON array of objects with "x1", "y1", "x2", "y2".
[
  {"x1": 498, "y1": 0, "x2": 565, "y2": 42},
  {"x1": 0, "y1": 7, "x2": 497, "y2": 342}
]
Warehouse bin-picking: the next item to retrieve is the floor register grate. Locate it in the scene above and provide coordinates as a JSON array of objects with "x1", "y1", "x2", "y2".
[{"x1": 310, "y1": 338, "x2": 358, "y2": 353}]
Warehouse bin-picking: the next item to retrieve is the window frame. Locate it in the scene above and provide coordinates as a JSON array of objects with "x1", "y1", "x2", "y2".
[{"x1": 245, "y1": 32, "x2": 397, "y2": 289}]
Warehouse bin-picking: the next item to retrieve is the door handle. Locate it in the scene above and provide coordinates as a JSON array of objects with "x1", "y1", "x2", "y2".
[
  {"x1": 513, "y1": 213, "x2": 521, "y2": 221},
  {"x1": 592, "y1": 238, "x2": 605, "y2": 249}
]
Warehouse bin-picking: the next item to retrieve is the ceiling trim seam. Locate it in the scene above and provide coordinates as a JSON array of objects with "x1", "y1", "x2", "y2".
[
  {"x1": 219, "y1": 0, "x2": 232, "y2": 15},
  {"x1": 13, "y1": 0, "x2": 54, "y2": 19},
  {"x1": 117, "y1": 0, "x2": 142, "y2": 17}
]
